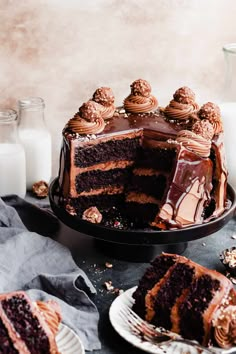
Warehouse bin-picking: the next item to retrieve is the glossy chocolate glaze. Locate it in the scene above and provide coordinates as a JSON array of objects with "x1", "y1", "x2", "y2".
[{"x1": 59, "y1": 107, "x2": 227, "y2": 229}]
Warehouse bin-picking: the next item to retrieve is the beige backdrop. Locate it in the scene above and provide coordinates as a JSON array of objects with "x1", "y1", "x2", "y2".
[{"x1": 0, "y1": 0, "x2": 235, "y2": 175}]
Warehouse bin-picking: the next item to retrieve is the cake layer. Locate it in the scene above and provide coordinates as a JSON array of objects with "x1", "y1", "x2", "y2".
[
  {"x1": 0, "y1": 317, "x2": 18, "y2": 353},
  {"x1": 130, "y1": 173, "x2": 167, "y2": 200},
  {"x1": 68, "y1": 193, "x2": 124, "y2": 216},
  {"x1": 179, "y1": 274, "x2": 220, "y2": 344},
  {"x1": 146, "y1": 262, "x2": 195, "y2": 329},
  {"x1": 126, "y1": 192, "x2": 159, "y2": 205},
  {"x1": 2, "y1": 295, "x2": 50, "y2": 354},
  {"x1": 74, "y1": 160, "x2": 134, "y2": 174},
  {"x1": 75, "y1": 167, "x2": 132, "y2": 193},
  {"x1": 132, "y1": 254, "x2": 176, "y2": 318},
  {"x1": 125, "y1": 202, "x2": 159, "y2": 225},
  {"x1": 135, "y1": 147, "x2": 177, "y2": 172},
  {"x1": 74, "y1": 137, "x2": 141, "y2": 168}
]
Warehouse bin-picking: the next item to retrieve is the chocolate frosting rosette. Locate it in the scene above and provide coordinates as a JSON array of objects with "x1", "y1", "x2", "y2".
[
  {"x1": 66, "y1": 100, "x2": 105, "y2": 135},
  {"x1": 198, "y1": 102, "x2": 223, "y2": 135},
  {"x1": 164, "y1": 86, "x2": 199, "y2": 126},
  {"x1": 92, "y1": 87, "x2": 116, "y2": 119},
  {"x1": 124, "y1": 79, "x2": 158, "y2": 113}
]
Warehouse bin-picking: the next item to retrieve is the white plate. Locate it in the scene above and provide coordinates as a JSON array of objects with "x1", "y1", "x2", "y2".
[
  {"x1": 109, "y1": 286, "x2": 229, "y2": 354},
  {"x1": 56, "y1": 323, "x2": 85, "y2": 354}
]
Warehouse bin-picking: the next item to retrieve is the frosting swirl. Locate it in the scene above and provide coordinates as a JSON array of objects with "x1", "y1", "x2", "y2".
[
  {"x1": 99, "y1": 104, "x2": 116, "y2": 119},
  {"x1": 214, "y1": 305, "x2": 236, "y2": 348},
  {"x1": 36, "y1": 300, "x2": 61, "y2": 336},
  {"x1": 124, "y1": 79, "x2": 158, "y2": 113},
  {"x1": 66, "y1": 116, "x2": 105, "y2": 135},
  {"x1": 124, "y1": 94, "x2": 158, "y2": 113},
  {"x1": 176, "y1": 129, "x2": 211, "y2": 158},
  {"x1": 165, "y1": 100, "x2": 199, "y2": 121},
  {"x1": 198, "y1": 102, "x2": 223, "y2": 135}
]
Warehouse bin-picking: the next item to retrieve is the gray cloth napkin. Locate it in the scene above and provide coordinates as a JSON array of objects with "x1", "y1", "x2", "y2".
[{"x1": 0, "y1": 197, "x2": 101, "y2": 351}]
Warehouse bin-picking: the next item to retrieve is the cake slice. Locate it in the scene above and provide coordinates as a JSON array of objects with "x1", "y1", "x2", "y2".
[
  {"x1": 0, "y1": 291, "x2": 61, "y2": 353},
  {"x1": 133, "y1": 253, "x2": 236, "y2": 347}
]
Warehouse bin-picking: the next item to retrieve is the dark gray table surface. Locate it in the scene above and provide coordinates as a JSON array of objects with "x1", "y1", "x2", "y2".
[{"x1": 23, "y1": 194, "x2": 236, "y2": 353}]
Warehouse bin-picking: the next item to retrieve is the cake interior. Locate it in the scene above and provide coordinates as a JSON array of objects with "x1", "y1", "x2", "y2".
[
  {"x1": 0, "y1": 317, "x2": 18, "y2": 354},
  {"x1": 2, "y1": 294, "x2": 50, "y2": 354}
]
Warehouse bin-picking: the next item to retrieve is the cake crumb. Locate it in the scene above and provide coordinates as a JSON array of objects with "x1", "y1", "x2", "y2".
[
  {"x1": 65, "y1": 204, "x2": 77, "y2": 216},
  {"x1": 32, "y1": 181, "x2": 49, "y2": 198},
  {"x1": 105, "y1": 262, "x2": 113, "y2": 269},
  {"x1": 82, "y1": 206, "x2": 102, "y2": 223},
  {"x1": 202, "y1": 242, "x2": 206, "y2": 247},
  {"x1": 231, "y1": 234, "x2": 236, "y2": 240},
  {"x1": 103, "y1": 281, "x2": 114, "y2": 292}
]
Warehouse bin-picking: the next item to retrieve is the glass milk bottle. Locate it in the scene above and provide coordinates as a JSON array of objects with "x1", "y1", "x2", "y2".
[
  {"x1": 18, "y1": 97, "x2": 52, "y2": 190},
  {"x1": 0, "y1": 109, "x2": 26, "y2": 198},
  {"x1": 220, "y1": 43, "x2": 236, "y2": 190}
]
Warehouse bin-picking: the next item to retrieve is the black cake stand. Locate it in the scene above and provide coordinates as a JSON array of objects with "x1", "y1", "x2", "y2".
[{"x1": 49, "y1": 178, "x2": 236, "y2": 261}]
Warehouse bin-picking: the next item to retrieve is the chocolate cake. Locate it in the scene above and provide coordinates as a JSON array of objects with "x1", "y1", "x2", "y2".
[
  {"x1": 0, "y1": 291, "x2": 61, "y2": 353},
  {"x1": 132, "y1": 253, "x2": 236, "y2": 348},
  {"x1": 58, "y1": 80, "x2": 228, "y2": 229}
]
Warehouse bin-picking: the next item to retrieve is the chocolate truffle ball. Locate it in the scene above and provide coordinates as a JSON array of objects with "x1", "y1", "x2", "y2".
[
  {"x1": 130, "y1": 79, "x2": 152, "y2": 97},
  {"x1": 173, "y1": 86, "x2": 196, "y2": 104},
  {"x1": 93, "y1": 87, "x2": 115, "y2": 107},
  {"x1": 79, "y1": 101, "x2": 102, "y2": 122}
]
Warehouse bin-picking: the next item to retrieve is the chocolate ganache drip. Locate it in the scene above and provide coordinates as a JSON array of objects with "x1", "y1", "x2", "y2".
[
  {"x1": 66, "y1": 100, "x2": 105, "y2": 135},
  {"x1": 124, "y1": 79, "x2": 158, "y2": 113},
  {"x1": 198, "y1": 102, "x2": 223, "y2": 135},
  {"x1": 164, "y1": 86, "x2": 199, "y2": 122},
  {"x1": 92, "y1": 87, "x2": 116, "y2": 119}
]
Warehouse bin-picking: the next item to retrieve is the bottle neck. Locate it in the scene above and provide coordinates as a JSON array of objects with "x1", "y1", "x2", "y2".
[
  {"x1": 19, "y1": 108, "x2": 46, "y2": 130},
  {"x1": 0, "y1": 110, "x2": 19, "y2": 144},
  {"x1": 18, "y1": 97, "x2": 47, "y2": 131}
]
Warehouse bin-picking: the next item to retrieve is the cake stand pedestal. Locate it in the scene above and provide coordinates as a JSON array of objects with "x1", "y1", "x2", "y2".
[{"x1": 49, "y1": 179, "x2": 236, "y2": 262}]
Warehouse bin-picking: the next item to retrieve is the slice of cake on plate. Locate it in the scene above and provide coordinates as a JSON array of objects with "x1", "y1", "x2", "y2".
[
  {"x1": 132, "y1": 253, "x2": 236, "y2": 348},
  {"x1": 0, "y1": 291, "x2": 61, "y2": 353}
]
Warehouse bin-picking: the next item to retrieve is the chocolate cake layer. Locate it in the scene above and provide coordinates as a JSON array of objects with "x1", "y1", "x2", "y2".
[
  {"x1": 68, "y1": 193, "x2": 124, "y2": 216},
  {"x1": 0, "y1": 318, "x2": 18, "y2": 354},
  {"x1": 130, "y1": 174, "x2": 167, "y2": 199},
  {"x1": 74, "y1": 137, "x2": 141, "y2": 168},
  {"x1": 132, "y1": 255, "x2": 176, "y2": 318},
  {"x1": 2, "y1": 295, "x2": 50, "y2": 354},
  {"x1": 136, "y1": 147, "x2": 177, "y2": 172},
  {"x1": 179, "y1": 275, "x2": 220, "y2": 344},
  {"x1": 150, "y1": 263, "x2": 195, "y2": 330},
  {"x1": 75, "y1": 167, "x2": 132, "y2": 193},
  {"x1": 125, "y1": 202, "x2": 159, "y2": 225}
]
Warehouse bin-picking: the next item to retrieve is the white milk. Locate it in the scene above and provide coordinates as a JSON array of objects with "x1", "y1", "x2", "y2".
[
  {"x1": 0, "y1": 144, "x2": 26, "y2": 198},
  {"x1": 19, "y1": 129, "x2": 52, "y2": 189},
  {"x1": 219, "y1": 102, "x2": 236, "y2": 189}
]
